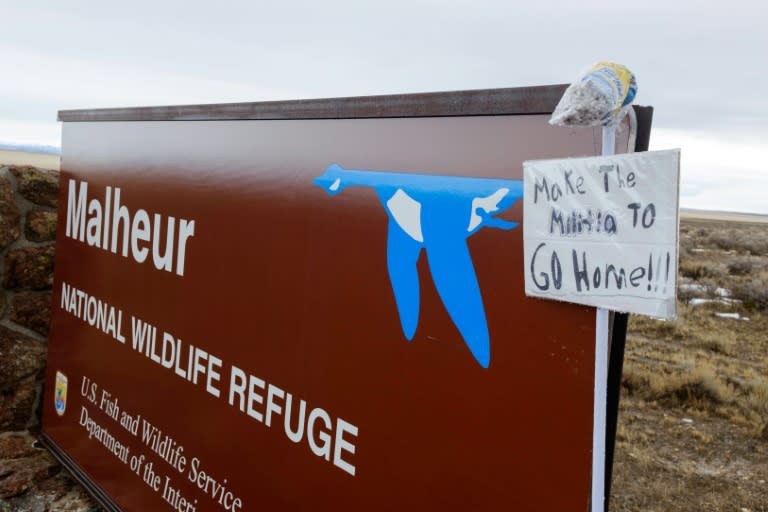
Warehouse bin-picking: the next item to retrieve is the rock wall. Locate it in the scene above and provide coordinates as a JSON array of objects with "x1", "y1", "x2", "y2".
[{"x1": 0, "y1": 164, "x2": 96, "y2": 511}]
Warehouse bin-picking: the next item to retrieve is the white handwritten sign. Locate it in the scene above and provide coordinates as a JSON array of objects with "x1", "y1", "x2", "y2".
[{"x1": 523, "y1": 149, "x2": 680, "y2": 319}]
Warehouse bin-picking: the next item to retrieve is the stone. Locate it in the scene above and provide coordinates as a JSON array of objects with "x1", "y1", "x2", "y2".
[
  {"x1": 0, "y1": 433, "x2": 38, "y2": 460},
  {"x1": 25, "y1": 472, "x2": 80, "y2": 509},
  {"x1": 25, "y1": 210, "x2": 57, "y2": 243},
  {"x1": 0, "y1": 465, "x2": 101, "y2": 512},
  {"x1": 46, "y1": 477, "x2": 99, "y2": 512},
  {"x1": 2, "y1": 246, "x2": 55, "y2": 290},
  {"x1": 0, "y1": 325, "x2": 46, "y2": 388},
  {"x1": 33, "y1": 472, "x2": 75, "y2": 498},
  {"x1": 1, "y1": 489, "x2": 52, "y2": 511},
  {"x1": 0, "y1": 376, "x2": 38, "y2": 431},
  {"x1": 0, "y1": 177, "x2": 21, "y2": 250},
  {"x1": 49, "y1": 492, "x2": 100, "y2": 512},
  {"x1": 0, "y1": 436, "x2": 98, "y2": 510},
  {"x1": 0, "y1": 472, "x2": 73, "y2": 511},
  {"x1": 0, "y1": 325, "x2": 46, "y2": 429},
  {"x1": 9, "y1": 167, "x2": 59, "y2": 208},
  {"x1": 10, "y1": 292, "x2": 52, "y2": 336},
  {"x1": 0, "y1": 447, "x2": 59, "y2": 498}
]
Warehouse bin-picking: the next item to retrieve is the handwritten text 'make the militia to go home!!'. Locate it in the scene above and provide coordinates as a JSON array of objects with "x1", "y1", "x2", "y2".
[
  {"x1": 533, "y1": 163, "x2": 658, "y2": 238},
  {"x1": 523, "y1": 149, "x2": 680, "y2": 318},
  {"x1": 528, "y1": 162, "x2": 669, "y2": 294}
]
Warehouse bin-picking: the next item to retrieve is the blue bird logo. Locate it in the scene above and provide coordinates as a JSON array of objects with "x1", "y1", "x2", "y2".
[{"x1": 314, "y1": 164, "x2": 523, "y2": 368}]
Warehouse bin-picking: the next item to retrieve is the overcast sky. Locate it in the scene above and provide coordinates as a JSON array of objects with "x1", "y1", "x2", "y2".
[{"x1": 2, "y1": 0, "x2": 766, "y2": 213}]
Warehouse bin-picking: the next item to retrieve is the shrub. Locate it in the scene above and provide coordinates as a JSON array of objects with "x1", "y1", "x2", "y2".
[
  {"x1": 707, "y1": 229, "x2": 768, "y2": 256},
  {"x1": 622, "y1": 363, "x2": 733, "y2": 411},
  {"x1": 679, "y1": 259, "x2": 724, "y2": 280},
  {"x1": 621, "y1": 363, "x2": 649, "y2": 395},
  {"x1": 727, "y1": 258, "x2": 754, "y2": 276},
  {"x1": 706, "y1": 230, "x2": 736, "y2": 251},
  {"x1": 693, "y1": 333, "x2": 734, "y2": 356},
  {"x1": 677, "y1": 285, "x2": 699, "y2": 304},
  {"x1": 731, "y1": 278, "x2": 768, "y2": 310},
  {"x1": 651, "y1": 365, "x2": 732, "y2": 411},
  {"x1": 733, "y1": 233, "x2": 768, "y2": 256},
  {"x1": 748, "y1": 379, "x2": 768, "y2": 416},
  {"x1": 628, "y1": 316, "x2": 688, "y2": 340},
  {"x1": 678, "y1": 235, "x2": 695, "y2": 258}
]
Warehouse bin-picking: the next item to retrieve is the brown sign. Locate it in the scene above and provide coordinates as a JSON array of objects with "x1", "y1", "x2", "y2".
[{"x1": 43, "y1": 87, "x2": 631, "y2": 510}]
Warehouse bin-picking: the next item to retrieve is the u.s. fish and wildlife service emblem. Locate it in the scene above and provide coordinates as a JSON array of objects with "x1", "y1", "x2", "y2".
[{"x1": 54, "y1": 371, "x2": 68, "y2": 416}]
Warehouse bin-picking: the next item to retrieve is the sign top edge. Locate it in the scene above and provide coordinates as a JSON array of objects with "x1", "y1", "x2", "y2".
[{"x1": 57, "y1": 84, "x2": 572, "y2": 123}]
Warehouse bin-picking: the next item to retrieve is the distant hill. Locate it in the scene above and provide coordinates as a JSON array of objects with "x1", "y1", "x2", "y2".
[
  {"x1": 0, "y1": 146, "x2": 61, "y2": 170},
  {"x1": 0, "y1": 142, "x2": 61, "y2": 156},
  {"x1": 681, "y1": 208, "x2": 768, "y2": 224}
]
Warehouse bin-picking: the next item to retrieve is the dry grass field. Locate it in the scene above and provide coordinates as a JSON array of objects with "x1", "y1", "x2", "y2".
[{"x1": 610, "y1": 215, "x2": 768, "y2": 511}]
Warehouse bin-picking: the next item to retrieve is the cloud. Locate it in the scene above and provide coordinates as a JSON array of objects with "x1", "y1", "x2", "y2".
[
  {"x1": 0, "y1": 46, "x2": 303, "y2": 111},
  {"x1": 0, "y1": 120, "x2": 61, "y2": 147},
  {"x1": 2, "y1": 1, "x2": 766, "y2": 214},
  {"x1": 652, "y1": 128, "x2": 768, "y2": 214}
]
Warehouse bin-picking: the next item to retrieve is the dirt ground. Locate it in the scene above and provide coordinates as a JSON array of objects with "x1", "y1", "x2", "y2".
[{"x1": 610, "y1": 216, "x2": 768, "y2": 512}]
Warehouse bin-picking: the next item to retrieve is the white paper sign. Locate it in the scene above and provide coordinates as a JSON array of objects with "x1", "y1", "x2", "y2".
[{"x1": 523, "y1": 149, "x2": 680, "y2": 319}]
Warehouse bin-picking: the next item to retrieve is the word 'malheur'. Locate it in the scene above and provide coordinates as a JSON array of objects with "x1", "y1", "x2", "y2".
[{"x1": 65, "y1": 179, "x2": 195, "y2": 276}]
